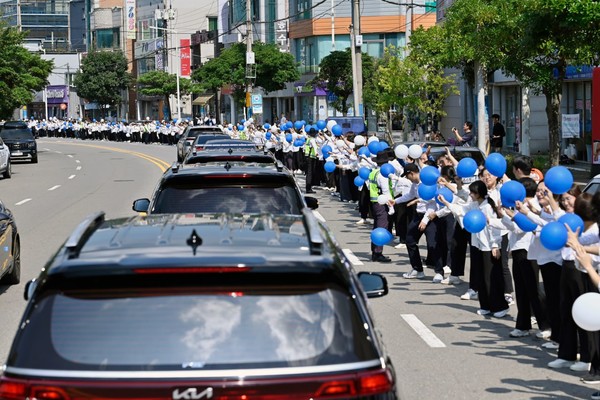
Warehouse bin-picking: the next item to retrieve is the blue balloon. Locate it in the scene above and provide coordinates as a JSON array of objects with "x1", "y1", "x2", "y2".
[
  {"x1": 285, "y1": 133, "x2": 293, "y2": 143},
  {"x1": 540, "y1": 221, "x2": 568, "y2": 250},
  {"x1": 501, "y1": 193, "x2": 516, "y2": 208},
  {"x1": 359, "y1": 167, "x2": 371, "y2": 180},
  {"x1": 485, "y1": 153, "x2": 507, "y2": 178},
  {"x1": 456, "y1": 157, "x2": 478, "y2": 178},
  {"x1": 558, "y1": 213, "x2": 584, "y2": 236},
  {"x1": 371, "y1": 227, "x2": 393, "y2": 246},
  {"x1": 436, "y1": 187, "x2": 454, "y2": 206},
  {"x1": 237, "y1": 125, "x2": 244, "y2": 131},
  {"x1": 293, "y1": 139, "x2": 303, "y2": 147},
  {"x1": 420, "y1": 166, "x2": 440, "y2": 186},
  {"x1": 513, "y1": 212, "x2": 538, "y2": 232},
  {"x1": 418, "y1": 183, "x2": 437, "y2": 201},
  {"x1": 321, "y1": 145, "x2": 333, "y2": 154},
  {"x1": 332, "y1": 125, "x2": 343, "y2": 136},
  {"x1": 294, "y1": 121, "x2": 304, "y2": 130},
  {"x1": 264, "y1": 123, "x2": 271, "y2": 130},
  {"x1": 357, "y1": 147, "x2": 371, "y2": 157},
  {"x1": 379, "y1": 142, "x2": 390, "y2": 150},
  {"x1": 305, "y1": 124, "x2": 312, "y2": 132},
  {"x1": 463, "y1": 209, "x2": 486, "y2": 233},
  {"x1": 354, "y1": 176, "x2": 366, "y2": 187},
  {"x1": 545, "y1": 166, "x2": 574, "y2": 195},
  {"x1": 241, "y1": 119, "x2": 246, "y2": 124},
  {"x1": 500, "y1": 181, "x2": 526, "y2": 205},
  {"x1": 265, "y1": 132, "x2": 272, "y2": 140},
  {"x1": 324, "y1": 161, "x2": 336, "y2": 173},
  {"x1": 317, "y1": 120, "x2": 327, "y2": 130},
  {"x1": 380, "y1": 163, "x2": 396, "y2": 178},
  {"x1": 368, "y1": 141, "x2": 381, "y2": 154}
]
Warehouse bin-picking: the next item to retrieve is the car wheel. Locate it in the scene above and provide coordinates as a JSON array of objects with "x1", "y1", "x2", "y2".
[
  {"x1": 1, "y1": 237, "x2": 20, "y2": 285},
  {"x1": 2, "y1": 160, "x2": 10, "y2": 179},
  {"x1": 31, "y1": 155, "x2": 38, "y2": 164}
]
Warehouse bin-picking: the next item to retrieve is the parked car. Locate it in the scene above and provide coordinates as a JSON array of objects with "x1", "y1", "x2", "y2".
[
  {"x1": 583, "y1": 174, "x2": 600, "y2": 194},
  {"x1": 1, "y1": 211, "x2": 397, "y2": 399},
  {"x1": 176, "y1": 125, "x2": 224, "y2": 162},
  {"x1": 132, "y1": 161, "x2": 318, "y2": 214},
  {"x1": 0, "y1": 121, "x2": 38, "y2": 163},
  {"x1": 0, "y1": 136, "x2": 11, "y2": 179},
  {"x1": 0, "y1": 199, "x2": 20, "y2": 285}
]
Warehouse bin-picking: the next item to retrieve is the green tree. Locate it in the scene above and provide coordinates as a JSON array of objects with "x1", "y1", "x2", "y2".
[
  {"x1": 74, "y1": 50, "x2": 131, "y2": 117},
  {"x1": 0, "y1": 24, "x2": 53, "y2": 119},
  {"x1": 310, "y1": 48, "x2": 375, "y2": 115},
  {"x1": 137, "y1": 70, "x2": 194, "y2": 120}
]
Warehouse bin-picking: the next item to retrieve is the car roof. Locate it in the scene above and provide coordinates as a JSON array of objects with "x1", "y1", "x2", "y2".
[
  {"x1": 183, "y1": 149, "x2": 277, "y2": 165},
  {"x1": 168, "y1": 160, "x2": 291, "y2": 178},
  {"x1": 43, "y1": 211, "x2": 335, "y2": 277}
]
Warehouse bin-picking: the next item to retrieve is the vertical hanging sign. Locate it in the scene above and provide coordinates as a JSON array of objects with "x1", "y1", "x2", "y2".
[
  {"x1": 180, "y1": 39, "x2": 191, "y2": 77},
  {"x1": 126, "y1": 0, "x2": 136, "y2": 40}
]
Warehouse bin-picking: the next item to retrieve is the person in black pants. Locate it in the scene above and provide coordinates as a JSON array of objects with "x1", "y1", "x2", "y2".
[{"x1": 369, "y1": 151, "x2": 394, "y2": 263}]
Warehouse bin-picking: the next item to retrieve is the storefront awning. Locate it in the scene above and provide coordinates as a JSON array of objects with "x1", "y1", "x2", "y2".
[{"x1": 192, "y1": 94, "x2": 214, "y2": 105}]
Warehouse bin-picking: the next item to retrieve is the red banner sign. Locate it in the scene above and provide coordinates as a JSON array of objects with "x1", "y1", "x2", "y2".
[{"x1": 180, "y1": 39, "x2": 191, "y2": 77}]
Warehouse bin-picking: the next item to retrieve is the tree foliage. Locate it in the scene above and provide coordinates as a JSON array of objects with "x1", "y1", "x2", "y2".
[
  {"x1": 0, "y1": 24, "x2": 53, "y2": 119},
  {"x1": 137, "y1": 70, "x2": 194, "y2": 119},
  {"x1": 74, "y1": 50, "x2": 132, "y2": 113},
  {"x1": 192, "y1": 42, "x2": 300, "y2": 104}
]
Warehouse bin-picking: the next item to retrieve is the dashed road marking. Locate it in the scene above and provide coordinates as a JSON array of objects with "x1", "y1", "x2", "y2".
[
  {"x1": 401, "y1": 314, "x2": 446, "y2": 348},
  {"x1": 68, "y1": 175, "x2": 76, "y2": 180},
  {"x1": 76, "y1": 166, "x2": 82, "y2": 170},
  {"x1": 75, "y1": 160, "x2": 80, "y2": 163},
  {"x1": 15, "y1": 199, "x2": 32, "y2": 206},
  {"x1": 67, "y1": 154, "x2": 73, "y2": 158},
  {"x1": 343, "y1": 249, "x2": 364, "y2": 266},
  {"x1": 48, "y1": 185, "x2": 61, "y2": 191}
]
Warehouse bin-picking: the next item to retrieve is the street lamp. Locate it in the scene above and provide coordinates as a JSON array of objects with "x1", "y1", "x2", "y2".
[{"x1": 150, "y1": 25, "x2": 181, "y2": 120}]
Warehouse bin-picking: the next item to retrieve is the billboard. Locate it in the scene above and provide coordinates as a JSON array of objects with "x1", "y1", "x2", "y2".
[
  {"x1": 126, "y1": 0, "x2": 136, "y2": 40},
  {"x1": 180, "y1": 39, "x2": 191, "y2": 77}
]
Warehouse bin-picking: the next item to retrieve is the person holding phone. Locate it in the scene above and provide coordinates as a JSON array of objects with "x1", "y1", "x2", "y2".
[{"x1": 452, "y1": 122, "x2": 474, "y2": 147}]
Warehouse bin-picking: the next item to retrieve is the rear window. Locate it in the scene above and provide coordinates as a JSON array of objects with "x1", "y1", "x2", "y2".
[
  {"x1": 0, "y1": 128, "x2": 34, "y2": 140},
  {"x1": 9, "y1": 285, "x2": 377, "y2": 371},
  {"x1": 584, "y1": 182, "x2": 600, "y2": 194},
  {"x1": 194, "y1": 135, "x2": 229, "y2": 146},
  {"x1": 187, "y1": 128, "x2": 223, "y2": 138},
  {"x1": 152, "y1": 181, "x2": 302, "y2": 214}
]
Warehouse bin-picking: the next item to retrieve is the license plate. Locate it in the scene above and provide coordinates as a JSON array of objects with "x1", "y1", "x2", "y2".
[{"x1": 11, "y1": 151, "x2": 23, "y2": 156}]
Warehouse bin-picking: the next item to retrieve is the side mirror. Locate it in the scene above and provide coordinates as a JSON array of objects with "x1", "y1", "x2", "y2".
[
  {"x1": 358, "y1": 272, "x2": 388, "y2": 298},
  {"x1": 305, "y1": 196, "x2": 319, "y2": 210},
  {"x1": 132, "y1": 198, "x2": 150, "y2": 213},
  {"x1": 24, "y1": 279, "x2": 37, "y2": 301}
]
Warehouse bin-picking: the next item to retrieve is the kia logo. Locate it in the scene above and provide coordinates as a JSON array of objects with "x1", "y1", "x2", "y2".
[{"x1": 172, "y1": 387, "x2": 213, "y2": 400}]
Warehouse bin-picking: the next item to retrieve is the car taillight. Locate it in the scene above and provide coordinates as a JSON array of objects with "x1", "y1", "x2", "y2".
[
  {"x1": 31, "y1": 386, "x2": 69, "y2": 400},
  {"x1": 0, "y1": 378, "x2": 69, "y2": 400},
  {"x1": 0, "y1": 379, "x2": 27, "y2": 399},
  {"x1": 315, "y1": 369, "x2": 393, "y2": 398}
]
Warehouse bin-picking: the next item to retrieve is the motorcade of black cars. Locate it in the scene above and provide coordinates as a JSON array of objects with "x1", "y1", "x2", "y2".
[{"x1": 0, "y1": 121, "x2": 38, "y2": 163}]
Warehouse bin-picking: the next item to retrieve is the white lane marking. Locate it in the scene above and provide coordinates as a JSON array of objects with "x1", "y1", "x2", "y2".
[
  {"x1": 76, "y1": 166, "x2": 82, "y2": 171},
  {"x1": 75, "y1": 160, "x2": 80, "y2": 163},
  {"x1": 312, "y1": 211, "x2": 326, "y2": 223},
  {"x1": 401, "y1": 314, "x2": 446, "y2": 348},
  {"x1": 343, "y1": 249, "x2": 364, "y2": 266},
  {"x1": 68, "y1": 175, "x2": 76, "y2": 180},
  {"x1": 56, "y1": 151, "x2": 62, "y2": 154},
  {"x1": 67, "y1": 154, "x2": 73, "y2": 158},
  {"x1": 48, "y1": 185, "x2": 61, "y2": 191},
  {"x1": 15, "y1": 198, "x2": 32, "y2": 206}
]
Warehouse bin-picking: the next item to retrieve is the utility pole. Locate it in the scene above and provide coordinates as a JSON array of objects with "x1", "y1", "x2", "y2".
[
  {"x1": 245, "y1": 0, "x2": 255, "y2": 120},
  {"x1": 350, "y1": 0, "x2": 363, "y2": 117},
  {"x1": 331, "y1": 0, "x2": 335, "y2": 51},
  {"x1": 405, "y1": 0, "x2": 413, "y2": 56}
]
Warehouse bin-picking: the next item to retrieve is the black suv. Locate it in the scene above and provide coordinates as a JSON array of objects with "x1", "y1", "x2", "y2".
[
  {"x1": 176, "y1": 125, "x2": 224, "y2": 162},
  {"x1": 0, "y1": 121, "x2": 38, "y2": 163},
  {"x1": 133, "y1": 161, "x2": 318, "y2": 214},
  {"x1": 1, "y1": 211, "x2": 397, "y2": 399}
]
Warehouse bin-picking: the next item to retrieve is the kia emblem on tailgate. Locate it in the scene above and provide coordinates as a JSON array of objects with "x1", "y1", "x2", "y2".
[{"x1": 172, "y1": 388, "x2": 213, "y2": 400}]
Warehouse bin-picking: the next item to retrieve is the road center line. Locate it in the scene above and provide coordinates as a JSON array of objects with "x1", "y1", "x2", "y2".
[
  {"x1": 15, "y1": 198, "x2": 32, "y2": 206},
  {"x1": 48, "y1": 185, "x2": 61, "y2": 191},
  {"x1": 343, "y1": 249, "x2": 364, "y2": 266},
  {"x1": 76, "y1": 166, "x2": 82, "y2": 170},
  {"x1": 75, "y1": 160, "x2": 80, "y2": 163},
  {"x1": 68, "y1": 175, "x2": 76, "y2": 180},
  {"x1": 401, "y1": 314, "x2": 446, "y2": 348},
  {"x1": 67, "y1": 154, "x2": 73, "y2": 158}
]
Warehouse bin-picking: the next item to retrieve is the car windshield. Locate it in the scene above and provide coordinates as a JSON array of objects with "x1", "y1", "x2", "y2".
[
  {"x1": 152, "y1": 181, "x2": 302, "y2": 214},
  {"x1": 584, "y1": 182, "x2": 600, "y2": 194},
  {"x1": 186, "y1": 128, "x2": 223, "y2": 139},
  {"x1": 9, "y1": 283, "x2": 378, "y2": 371},
  {"x1": 0, "y1": 128, "x2": 34, "y2": 140}
]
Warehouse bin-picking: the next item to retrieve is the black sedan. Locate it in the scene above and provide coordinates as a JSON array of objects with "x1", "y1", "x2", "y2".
[{"x1": 0, "y1": 199, "x2": 20, "y2": 285}]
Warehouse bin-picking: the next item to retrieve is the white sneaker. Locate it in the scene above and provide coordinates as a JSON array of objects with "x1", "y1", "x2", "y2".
[
  {"x1": 494, "y1": 308, "x2": 509, "y2": 318},
  {"x1": 443, "y1": 265, "x2": 452, "y2": 275},
  {"x1": 432, "y1": 273, "x2": 444, "y2": 283},
  {"x1": 509, "y1": 329, "x2": 530, "y2": 338},
  {"x1": 536, "y1": 329, "x2": 551, "y2": 339},
  {"x1": 548, "y1": 358, "x2": 574, "y2": 369},
  {"x1": 356, "y1": 218, "x2": 366, "y2": 225},
  {"x1": 460, "y1": 289, "x2": 478, "y2": 300},
  {"x1": 403, "y1": 269, "x2": 425, "y2": 279},
  {"x1": 541, "y1": 341, "x2": 560, "y2": 350},
  {"x1": 477, "y1": 309, "x2": 491, "y2": 316},
  {"x1": 441, "y1": 275, "x2": 463, "y2": 285},
  {"x1": 531, "y1": 317, "x2": 538, "y2": 326},
  {"x1": 505, "y1": 293, "x2": 515, "y2": 305},
  {"x1": 394, "y1": 243, "x2": 406, "y2": 249},
  {"x1": 571, "y1": 361, "x2": 591, "y2": 372}
]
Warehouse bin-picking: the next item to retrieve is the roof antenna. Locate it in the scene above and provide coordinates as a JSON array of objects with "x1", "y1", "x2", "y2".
[{"x1": 187, "y1": 229, "x2": 203, "y2": 255}]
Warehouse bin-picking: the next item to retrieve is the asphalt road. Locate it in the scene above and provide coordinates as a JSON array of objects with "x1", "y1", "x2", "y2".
[{"x1": 0, "y1": 139, "x2": 595, "y2": 399}]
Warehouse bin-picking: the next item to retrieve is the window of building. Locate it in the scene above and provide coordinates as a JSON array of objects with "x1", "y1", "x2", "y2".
[
  {"x1": 95, "y1": 28, "x2": 119, "y2": 49},
  {"x1": 208, "y1": 16, "x2": 218, "y2": 31}
]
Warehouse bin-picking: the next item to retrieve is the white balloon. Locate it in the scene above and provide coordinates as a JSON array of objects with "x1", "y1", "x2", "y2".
[
  {"x1": 408, "y1": 144, "x2": 423, "y2": 159},
  {"x1": 354, "y1": 135, "x2": 366, "y2": 146},
  {"x1": 248, "y1": 117, "x2": 254, "y2": 124},
  {"x1": 377, "y1": 194, "x2": 392, "y2": 205},
  {"x1": 270, "y1": 125, "x2": 278, "y2": 133},
  {"x1": 326, "y1": 120, "x2": 338, "y2": 130},
  {"x1": 254, "y1": 131, "x2": 263, "y2": 139},
  {"x1": 244, "y1": 121, "x2": 250, "y2": 127},
  {"x1": 395, "y1": 144, "x2": 409, "y2": 159},
  {"x1": 572, "y1": 292, "x2": 600, "y2": 331},
  {"x1": 336, "y1": 140, "x2": 346, "y2": 148},
  {"x1": 367, "y1": 136, "x2": 380, "y2": 144}
]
